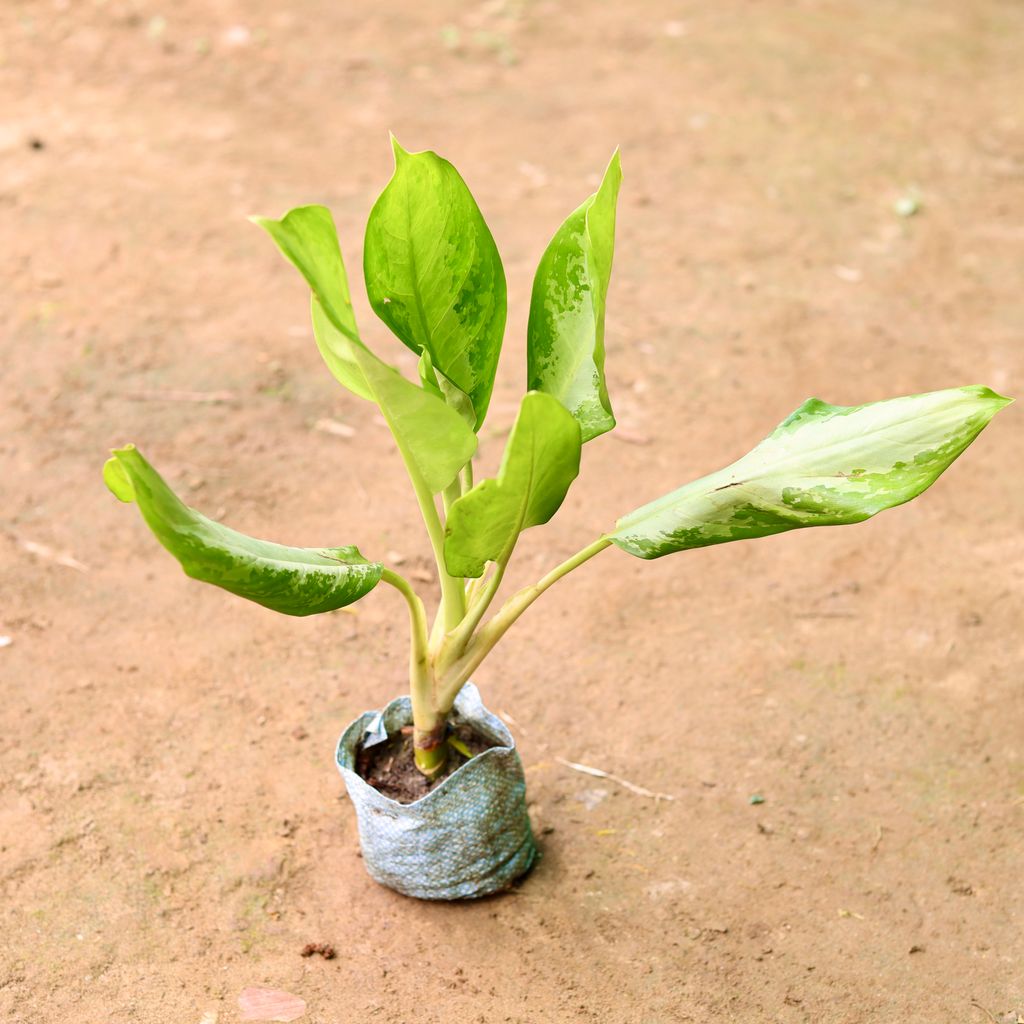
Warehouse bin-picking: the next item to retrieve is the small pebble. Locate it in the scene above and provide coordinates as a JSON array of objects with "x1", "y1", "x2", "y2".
[
  {"x1": 300, "y1": 942, "x2": 336, "y2": 959},
  {"x1": 894, "y1": 194, "x2": 921, "y2": 217}
]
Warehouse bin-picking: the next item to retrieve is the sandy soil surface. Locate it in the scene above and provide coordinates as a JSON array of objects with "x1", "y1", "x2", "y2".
[{"x1": 2, "y1": 1, "x2": 1022, "y2": 1021}]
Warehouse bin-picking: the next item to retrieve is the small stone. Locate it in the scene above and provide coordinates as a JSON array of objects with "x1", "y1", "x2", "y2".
[
  {"x1": 577, "y1": 787, "x2": 609, "y2": 811},
  {"x1": 222, "y1": 24, "x2": 251, "y2": 48},
  {"x1": 894, "y1": 193, "x2": 921, "y2": 218}
]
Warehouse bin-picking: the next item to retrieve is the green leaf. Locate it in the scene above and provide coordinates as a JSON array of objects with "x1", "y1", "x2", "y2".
[
  {"x1": 419, "y1": 348, "x2": 476, "y2": 431},
  {"x1": 255, "y1": 207, "x2": 373, "y2": 401},
  {"x1": 527, "y1": 151, "x2": 621, "y2": 443},
  {"x1": 103, "y1": 456, "x2": 135, "y2": 502},
  {"x1": 310, "y1": 295, "x2": 373, "y2": 401},
  {"x1": 417, "y1": 349, "x2": 444, "y2": 400},
  {"x1": 348, "y1": 345, "x2": 477, "y2": 495},
  {"x1": 256, "y1": 208, "x2": 477, "y2": 494},
  {"x1": 104, "y1": 445, "x2": 383, "y2": 615},
  {"x1": 444, "y1": 391, "x2": 582, "y2": 578},
  {"x1": 364, "y1": 137, "x2": 507, "y2": 429},
  {"x1": 437, "y1": 376, "x2": 478, "y2": 432},
  {"x1": 611, "y1": 385, "x2": 1012, "y2": 559},
  {"x1": 253, "y1": 206, "x2": 359, "y2": 342}
]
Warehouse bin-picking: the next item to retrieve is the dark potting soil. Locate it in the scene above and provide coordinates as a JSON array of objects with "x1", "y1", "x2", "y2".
[{"x1": 356, "y1": 724, "x2": 496, "y2": 804}]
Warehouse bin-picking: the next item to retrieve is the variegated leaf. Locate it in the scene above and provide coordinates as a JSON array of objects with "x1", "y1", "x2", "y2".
[
  {"x1": 444, "y1": 391, "x2": 582, "y2": 578},
  {"x1": 527, "y1": 151, "x2": 621, "y2": 443},
  {"x1": 104, "y1": 445, "x2": 383, "y2": 615},
  {"x1": 255, "y1": 207, "x2": 477, "y2": 493},
  {"x1": 364, "y1": 138, "x2": 507, "y2": 429},
  {"x1": 612, "y1": 385, "x2": 1011, "y2": 559}
]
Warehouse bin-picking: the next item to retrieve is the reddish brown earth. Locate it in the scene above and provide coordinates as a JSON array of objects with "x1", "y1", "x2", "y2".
[
  {"x1": 358, "y1": 724, "x2": 493, "y2": 804},
  {"x1": 1, "y1": 1, "x2": 1022, "y2": 1021}
]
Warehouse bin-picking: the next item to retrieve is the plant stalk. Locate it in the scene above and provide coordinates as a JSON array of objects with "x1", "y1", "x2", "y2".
[
  {"x1": 441, "y1": 476, "x2": 461, "y2": 517},
  {"x1": 436, "y1": 536, "x2": 613, "y2": 708},
  {"x1": 381, "y1": 568, "x2": 447, "y2": 776},
  {"x1": 438, "y1": 556, "x2": 507, "y2": 673},
  {"x1": 412, "y1": 719, "x2": 448, "y2": 776},
  {"x1": 406, "y1": 470, "x2": 466, "y2": 633}
]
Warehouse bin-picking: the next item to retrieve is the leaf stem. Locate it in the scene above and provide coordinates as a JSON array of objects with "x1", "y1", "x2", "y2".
[
  {"x1": 380, "y1": 567, "x2": 430, "y2": 696},
  {"x1": 437, "y1": 536, "x2": 613, "y2": 708},
  {"x1": 441, "y1": 476, "x2": 461, "y2": 517},
  {"x1": 382, "y1": 568, "x2": 448, "y2": 774},
  {"x1": 443, "y1": 557, "x2": 507, "y2": 664},
  {"x1": 381, "y1": 566, "x2": 427, "y2": 629},
  {"x1": 406, "y1": 469, "x2": 465, "y2": 632}
]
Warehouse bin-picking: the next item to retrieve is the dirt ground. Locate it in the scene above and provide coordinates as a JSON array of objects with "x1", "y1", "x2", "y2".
[{"x1": 1, "y1": 1, "x2": 1022, "y2": 1021}]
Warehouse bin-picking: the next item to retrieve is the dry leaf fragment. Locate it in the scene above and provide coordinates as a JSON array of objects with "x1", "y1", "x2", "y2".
[
  {"x1": 238, "y1": 987, "x2": 306, "y2": 1022},
  {"x1": 555, "y1": 757, "x2": 674, "y2": 801},
  {"x1": 19, "y1": 539, "x2": 88, "y2": 572},
  {"x1": 313, "y1": 418, "x2": 356, "y2": 439}
]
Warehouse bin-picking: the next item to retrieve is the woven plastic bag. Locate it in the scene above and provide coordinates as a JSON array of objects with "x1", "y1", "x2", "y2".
[{"x1": 335, "y1": 683, "x2": 537, "y2": 900}]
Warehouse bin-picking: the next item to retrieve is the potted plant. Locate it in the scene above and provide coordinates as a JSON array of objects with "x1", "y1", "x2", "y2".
[{"x1": 103, "y1": 139, "x2": 1010, "y2": 900}]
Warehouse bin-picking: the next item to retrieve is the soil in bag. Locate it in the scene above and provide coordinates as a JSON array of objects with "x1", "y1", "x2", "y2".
[{"x1": 356, "y1": 724, "x2": 496, "y2": 804}]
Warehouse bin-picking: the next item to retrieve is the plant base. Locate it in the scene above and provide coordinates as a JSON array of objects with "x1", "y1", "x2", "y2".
[
  {"x1": 356, "y1": 723, "x2": 493, "y2": 804},
  {"x1": 336, "y1": 683, "x2": 537, "y2": 900}
]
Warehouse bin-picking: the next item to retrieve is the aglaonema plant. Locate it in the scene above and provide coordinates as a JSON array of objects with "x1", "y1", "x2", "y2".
[{"x1": 104, "y1": 139, "x2": 1010, "y2": 784}]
